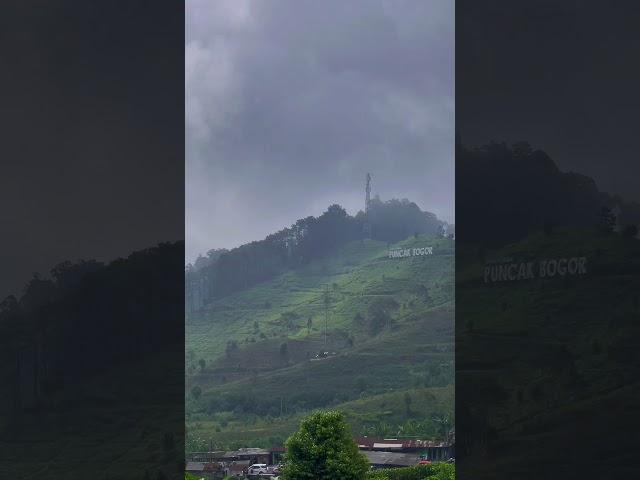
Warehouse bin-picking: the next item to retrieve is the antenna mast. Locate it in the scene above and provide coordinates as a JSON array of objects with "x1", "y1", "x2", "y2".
[{"x1": 364, "y1": 173, "x2": 372, "y2": 238}]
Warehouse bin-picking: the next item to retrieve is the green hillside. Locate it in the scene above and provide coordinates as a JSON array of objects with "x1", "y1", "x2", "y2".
[
  {"x1": 186, "y1": 234, "x2": 454, "y2": 450},
  {"x1": 0, "y1": 346, "x2": 184, "y2": 479},
  {"x1": 456, "y1": 228, "x2": 640, "y2": 478}
]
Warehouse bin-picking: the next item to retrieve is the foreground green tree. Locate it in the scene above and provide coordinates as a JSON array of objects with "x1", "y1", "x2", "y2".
[{"x1": 282, "y1": 410, "x2": 369, "y2": 480}]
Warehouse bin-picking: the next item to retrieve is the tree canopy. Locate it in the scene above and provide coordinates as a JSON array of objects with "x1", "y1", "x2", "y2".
[
  {"x1": 456, "y1": 140, "x2": 640, "y2": 247},
  {"x1": 282, "y1": 410, "x2": 369, "y2": 480},
  {"x1": 0, "y1": 242, "x2": 184, "y2": 410}
]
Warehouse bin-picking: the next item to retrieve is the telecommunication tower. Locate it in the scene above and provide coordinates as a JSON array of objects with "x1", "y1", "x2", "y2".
[{"x1": 363, "y1": 173, "x2": 372, "y2": 238}]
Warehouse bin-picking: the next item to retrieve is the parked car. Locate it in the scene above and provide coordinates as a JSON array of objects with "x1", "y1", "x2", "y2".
[{"x1": 248, "y1": 463, "x2": 269, "y2": 475}]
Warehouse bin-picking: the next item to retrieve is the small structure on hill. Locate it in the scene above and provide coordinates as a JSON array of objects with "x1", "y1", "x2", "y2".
[{"x1": 311, "y1": 350, "x2": 337, "y2": 361}]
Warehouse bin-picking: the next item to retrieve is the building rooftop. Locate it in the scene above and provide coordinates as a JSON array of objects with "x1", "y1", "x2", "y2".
[
  {"x1": 224, "y1": 447, "x2": 271, "y2": 458},
  {"x1": 189, "y1": 450, "x2": 226, "y2": 460},
  {"x1": 363, "y1": 450, "x2": 420, "y2": 467},
  {"x1": 185, "y1": 461, "x2": 205, "y2": 472},
  {"x1": 356, "y1": 437, "x2": 452, "y2": 450}
]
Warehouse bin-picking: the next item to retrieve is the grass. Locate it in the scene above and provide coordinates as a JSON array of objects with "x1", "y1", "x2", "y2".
[
  {"x1": 0, "y1": 346, "x2": 184, "y2": 479},
  {"x1": 188, "y1": 385, "x2": 453, "y2": 450}
]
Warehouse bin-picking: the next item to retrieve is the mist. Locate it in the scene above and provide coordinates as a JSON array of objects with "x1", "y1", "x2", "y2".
[{"x1": 186, "y1": 0, "x2": 454, "y2": 263}]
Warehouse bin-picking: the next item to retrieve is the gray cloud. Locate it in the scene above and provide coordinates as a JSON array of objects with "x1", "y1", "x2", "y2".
[{"x1": 186, "y1": 0, "x2": 454, "y2": 263}]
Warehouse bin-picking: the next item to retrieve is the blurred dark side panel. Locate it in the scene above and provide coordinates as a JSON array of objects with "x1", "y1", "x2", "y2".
[
  {"x1": 456, "y1": 1, "x2": 640, "y2": 478},
  {"x1": 0, "y1": 2, "x2": 184, "y2": 479}
]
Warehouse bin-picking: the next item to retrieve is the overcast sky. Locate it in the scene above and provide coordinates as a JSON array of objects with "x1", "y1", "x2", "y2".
[
  {"x1": 1, "y1": 2, "x2": 183, "y2": 298},
  {"x1": 457, "y1": 1, "x2": 640, "y2": 206},
  {"x1": 186, "y1": 0, "x2": 454, "y2": 263}
]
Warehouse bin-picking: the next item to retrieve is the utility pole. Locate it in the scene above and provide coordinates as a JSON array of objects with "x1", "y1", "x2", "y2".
[{"x1": 323, "y1": 284, "x2": 329, "y2": 347}]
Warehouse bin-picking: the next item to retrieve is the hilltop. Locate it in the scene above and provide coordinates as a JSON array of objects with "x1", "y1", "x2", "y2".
[
  {"x1": 186, "y1": 233, "x2": 454, "y2": 451},
  {"x1": 185, "y1": 199, "x2": 450, "y2": 311},
  {"x1": 457, "y1": 141, "x2": 640, "y2": 247}
]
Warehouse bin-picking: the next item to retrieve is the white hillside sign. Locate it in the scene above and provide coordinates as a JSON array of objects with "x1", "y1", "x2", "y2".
[
  {"x1": 483, "y1": 256, "x2": 588, "y2": 283},
  {"x1": 388, "y1": 246, "x2": 433, "y2": 259}
]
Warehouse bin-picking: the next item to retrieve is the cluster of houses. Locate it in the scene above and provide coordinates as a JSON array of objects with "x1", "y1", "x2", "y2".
[
  {"x1": 186, "y1": 448, "x2": 281, "y2": 478},
  {"x1": 357, "y1": 436, "x2": 454, "y2": 468},
  {"x1": 186, "y1": 436, "x2": 454, "y2": 479}
]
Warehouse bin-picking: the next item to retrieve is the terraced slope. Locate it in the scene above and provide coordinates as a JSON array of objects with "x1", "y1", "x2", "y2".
[{"x1": 186, "y1": 234, "x2": 454, "y2": 450}]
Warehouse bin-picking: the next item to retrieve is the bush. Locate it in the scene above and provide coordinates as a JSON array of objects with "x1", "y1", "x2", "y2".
[{"x1": 366, "y1": 464, "x2": 455, "y2": 480}]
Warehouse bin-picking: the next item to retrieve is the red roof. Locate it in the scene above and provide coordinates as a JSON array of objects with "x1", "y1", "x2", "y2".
[{"x1": 203, "y1": 463, "x2": 221, "y2": 472}]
